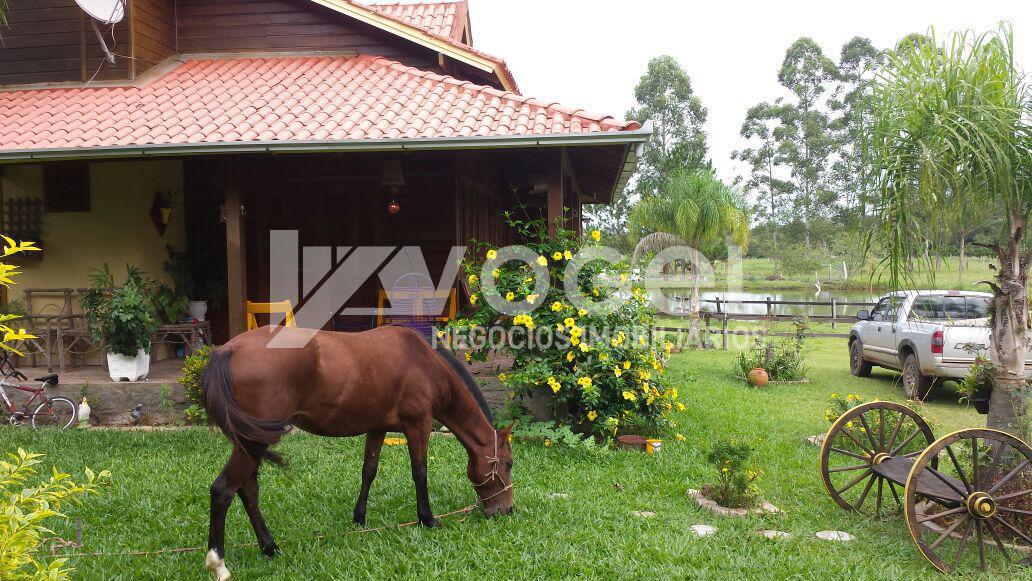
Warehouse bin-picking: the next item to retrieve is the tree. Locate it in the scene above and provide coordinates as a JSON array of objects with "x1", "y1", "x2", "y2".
[
  {"x1": 733, "y1": 101, "x2": 794, "y2": 252},
  {"x1": 587, "y1": 56, "x2": 709, "y2": 242},
  {"x1": 862, "y1": 25, "x2": 1032, "y2": 438},
  {"x1": 830, "y1": 37, "x2": 883, "y2": 218},
  {"x1": 628, "y1": 170, "x2": 749, "y2": 342}
]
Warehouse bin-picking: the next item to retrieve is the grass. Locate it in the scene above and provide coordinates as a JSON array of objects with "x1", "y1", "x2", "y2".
[
  {"x1": 1, "y1": 338, "x2": 1021, "y2": 580},
  {"x1": 717, "y1": 256, "x2": 997, "y2": 292}
]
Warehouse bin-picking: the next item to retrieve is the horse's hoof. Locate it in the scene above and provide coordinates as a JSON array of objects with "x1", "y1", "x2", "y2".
[
  {"x1": 205, "y1": 549, "x2": 232, "y2": 581},
  {"x1": 420, "y1": 518, "x2": 442, "y2": 528},
  {"x1": 352, "y1": 512, "x2": 366, "y2": 527},
  {"x1": 261, "y1": 542, "x2": 280, "y2": 558}
]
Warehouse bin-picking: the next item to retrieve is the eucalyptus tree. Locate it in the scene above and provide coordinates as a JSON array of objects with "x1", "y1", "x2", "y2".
[
  {"x1": 733, "y1": 101, "x2": 794, "y2": 253},
  {"x1": 587, "y1": 55, "x2": 709, "y2": 244},
  {"x1": 629, "y1": 170, "x2": 749, "y2": 341},
  {"x1": 862, "y1": 25, "x2": 1032, "y2": 437}
]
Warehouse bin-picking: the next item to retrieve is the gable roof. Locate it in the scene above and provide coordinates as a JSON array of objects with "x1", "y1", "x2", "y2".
[
  {"x1": 0, "y1": 55, "x2": 642, "y2": 155},
  {"x1": 366, "y1": 1, "x2": 468, "y2": 43},
  {"x1": 311, "y1": 0, "x2": 517, "y2": 93}
]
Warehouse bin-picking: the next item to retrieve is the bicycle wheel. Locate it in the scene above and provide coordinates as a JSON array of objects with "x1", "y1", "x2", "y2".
[{"x1": 31, "y1": 397, "x2": 77, "y2": 430}]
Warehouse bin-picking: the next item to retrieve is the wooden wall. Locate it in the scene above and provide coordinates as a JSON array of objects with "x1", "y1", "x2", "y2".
[
  {"x1": 175, "y1": 0, "x2": 437, "y2": 69},
  {"x1": 0, "y1": 0, "x2": 128, "y2": 85},
  {"x1": 130, "y1": 0, "x2": 176, "y2": 77}
]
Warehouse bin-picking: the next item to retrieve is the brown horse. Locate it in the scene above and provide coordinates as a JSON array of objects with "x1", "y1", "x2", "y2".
[{"x1": 200, "y1": 325, "x2": 514, "y2": 581}]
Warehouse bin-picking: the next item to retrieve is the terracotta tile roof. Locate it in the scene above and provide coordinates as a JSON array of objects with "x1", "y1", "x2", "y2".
[
  {"x1": 366, "y1": 0, "x2": 466, "y2": 42},
  {"x1": 0, "y1": 55, "x2": 641, "y2": 152}
]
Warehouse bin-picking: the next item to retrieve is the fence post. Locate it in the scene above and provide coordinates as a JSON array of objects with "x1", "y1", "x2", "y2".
[
  {"x1": 704, "y1": 314, "x2": 712, "y2": 349},
  {"x1": 715, "y1": 297, "x2": 722, "y2": 314},
  {"x1": 766, "y1": 296, "x2": 772, "y2": 319},
  {"x1": 831, "y1": 298, "x2": 837, "y2": 330},
  {"x1": 721, "y1": 314, "x2": 728, "y2": 350}
]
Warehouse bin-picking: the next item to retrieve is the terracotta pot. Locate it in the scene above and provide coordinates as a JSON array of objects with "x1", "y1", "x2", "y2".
[
  {"x1": 617, "y1": 434, "x2": 648, "y2": 451},
  {"x1": 747, "y1": 367, "x2": 769, "y2": 387}
]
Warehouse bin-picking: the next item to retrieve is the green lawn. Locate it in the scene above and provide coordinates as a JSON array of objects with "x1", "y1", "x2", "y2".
[{"x1": 2, "y1": 338, "x2": 1019, "y2": 580}]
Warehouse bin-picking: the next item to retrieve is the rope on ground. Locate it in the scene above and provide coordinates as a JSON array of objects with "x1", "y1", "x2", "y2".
[{"x1": 54, "y1": 504, "x2": 477, "y2": 559}]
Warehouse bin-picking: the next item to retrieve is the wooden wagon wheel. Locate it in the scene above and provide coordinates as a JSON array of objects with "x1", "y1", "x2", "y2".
[
  {"x1": 820, "y1": 401, "x2": 936, "y2": 514},
  {"x1": 904, "y1": 428, "x2": 1032, "y2": 574}
]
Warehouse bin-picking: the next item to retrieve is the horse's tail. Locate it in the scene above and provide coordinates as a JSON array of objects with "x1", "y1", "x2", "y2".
[
  {"x1": 202, "y1": 349, "x2": 288, "y2": 466},
  {"x1": 434, "y1": 346, "x2": 494, "y2": 424}
]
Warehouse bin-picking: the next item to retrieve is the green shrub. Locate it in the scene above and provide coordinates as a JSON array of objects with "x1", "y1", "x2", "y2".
[
  {"x1": 179, "y1": 345, "x2": 213, "y2": 425},
  {"x1": 824, "y1": 392, "x2": 865, "y2": 423},
  {"x1": 703, "y1": 439, "x2": 760, "y2": 508},
  {"x1": 0, "y1": 448, "x2": 110, "y2": 580},
  {"x1": 81, "y1": 264, "x2": 159, "y2": 357},
  {"x1": 735, "y1": 318, "x2": 809, "y2": 381},
  {"x1": 445, "y1": 212, "x2": 682, "y2": 440}
]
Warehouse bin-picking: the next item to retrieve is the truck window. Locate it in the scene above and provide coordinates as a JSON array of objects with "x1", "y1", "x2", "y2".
[
  {"x1": 870, "y1": 298, "x2": 889, "y2": 321},
  {"x1": 910, "y1": 295, "x2": 945, "y2": 320},
  {"x1": 942, "y1": 295, "x2": 991, "y2": 320}
]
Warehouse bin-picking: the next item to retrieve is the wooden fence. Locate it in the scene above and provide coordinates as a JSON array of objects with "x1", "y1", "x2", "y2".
[{"x1": 655, "y1": 297, "x2": 878, "y2": 349}]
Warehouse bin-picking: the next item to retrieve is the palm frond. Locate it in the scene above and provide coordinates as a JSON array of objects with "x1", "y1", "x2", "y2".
[{"x1": 630, "y1": 232, "x2": 686, "y2": 267}]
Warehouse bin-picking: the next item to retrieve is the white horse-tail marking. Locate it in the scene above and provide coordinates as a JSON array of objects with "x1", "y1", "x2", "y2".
[{"x1": 205, "y1": 549, "x2": 232, "y2": 581}]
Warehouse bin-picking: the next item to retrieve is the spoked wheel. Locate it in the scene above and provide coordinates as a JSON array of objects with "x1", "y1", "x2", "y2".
[
  {"x1": 904, "y1": 429, "x2": 1032, "y2": 574},
  {"x1": 31, "y1": 397, "x2": 77, "y2": 430},
  {"x1": 820, "y1": 401, "x2": 936, "y2": 515}
]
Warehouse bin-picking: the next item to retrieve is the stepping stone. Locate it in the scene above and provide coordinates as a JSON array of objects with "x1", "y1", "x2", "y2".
[
  {"x1": 805, "y1": 433, "x2": 825, "y2": 446},
  {"x1": 758, "y1": 529, "x2": 791, "y2": 540},
  {"x1": 689, "y1": 524, "x2": 717, "y2": 537},
  {"x1": 632, "y1": 511, "x2": 657, "y2": 518},
  {"x1": 815, "y1": 530, "x2": 854, "y2": 542},
  {"x1": 548, "y1": 492, "x2": 568, "y2": 500}
]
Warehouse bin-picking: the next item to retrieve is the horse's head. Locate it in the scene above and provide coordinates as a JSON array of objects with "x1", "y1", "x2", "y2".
[{"x1": 469, "y1": 422, "x2": 514, "y2": 516}]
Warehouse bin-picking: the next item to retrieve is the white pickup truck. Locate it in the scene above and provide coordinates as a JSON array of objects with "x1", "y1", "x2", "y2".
[{"x1": 848, "y1": 290, "x2": 1032, "y2": 399}]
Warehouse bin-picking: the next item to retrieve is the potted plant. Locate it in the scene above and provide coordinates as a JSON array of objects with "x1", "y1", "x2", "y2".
[
  {"x1": 82, "y1": 264, "x2": 159, "y2": 381},
  {"x1": 155, "y1": 189, "x2": 176, "y2": 225},
  {"x1": 164, "y1": 246, "x2": 226, "y2": 321}
]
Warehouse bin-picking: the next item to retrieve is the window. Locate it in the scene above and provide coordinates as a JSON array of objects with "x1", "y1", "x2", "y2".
[
  {"x1": 943, "y1": 295, "x2": 990, "y2": 320},
  {"x1": 910, "y1": 295, "x2": 945, "y2": 320},
  {"x1": 870, "y1": 298, "x2": 889, "y2": 321},
  {"x1": 42, "y1": 162, "x2": 90, "y2": 213}
]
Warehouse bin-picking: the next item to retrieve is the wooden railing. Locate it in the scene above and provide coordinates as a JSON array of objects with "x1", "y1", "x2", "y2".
[{"x1": 655, "y1": 297, "x2": 878, "y2": 348}]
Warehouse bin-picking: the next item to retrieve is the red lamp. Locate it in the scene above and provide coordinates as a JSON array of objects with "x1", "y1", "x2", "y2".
[{"x1": 380, "y1": 159, "x2": 405, "y2": 215}]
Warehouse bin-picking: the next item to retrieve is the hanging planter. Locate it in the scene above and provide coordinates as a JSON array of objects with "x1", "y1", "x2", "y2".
[{"x1": 149, "y1": 189, "x2": 177, "y2": 236}]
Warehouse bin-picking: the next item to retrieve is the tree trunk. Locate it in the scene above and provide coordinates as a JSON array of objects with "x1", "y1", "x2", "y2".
[
  {"x1": 988, "y1": 218, "x2": 1031, "y2": 441},
  {"x1": 688, "y1": 246, "x2": 701, "y2": 347}
]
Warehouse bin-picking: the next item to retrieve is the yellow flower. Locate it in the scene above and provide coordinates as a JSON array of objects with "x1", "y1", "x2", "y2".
[
  {"x1": 564, "y1": 250, "x2": 573, "y2": 260},
  {"x1": 623, "y1": 361, "x2": 631, "y2": 370},
  {"x1": 832, "y1": 393, "x2": 839, "y2": 399},
  {"x1": 577, "y1": 376, "x2": 592, "y2": 388},
  {"x1": 468, "y1": 274, "x2": 478, "y2": 285},
  {"x1": 578, "y1": 308, "x2": 587, "y2": 316},
  {"x1": 676, "y1": 433, "x2": 686, "y2": 442},
  {"x1": 505, "y1": 291, "x2": 515, "y2": 301},
  {"x1": 551, "y1": 301, "x2": 563, "y2": 312},
  {"x1": 464, "y1": 352, "x2": 472, "y2": 361},
  {"x1": 587, "y1": 410, "x2": 598, "y2": 421},
  {"x1": 620, "y1": 273, "x2": 628, "y2": 283},
  {"x1": 469, "y1": 294, "x2": 478, "y2": 305},
  {"x1": 547, "y1": 376, "x2": 561, "y2": 393},
  {"x1": 486, "y1": 249, "x2": 498, "y2": 260},
  {"x1": 556, "y1": 323, "x2": 565, "y2": 332},
  {"x1": 578, "y1": 342, "x2": 591, "y2": 352},
  {"x1": 564, "y1": 317, "x2": 576, "y2": 327},
  {"x1": 526, "y1": 293, "x2": 539, "y2": 303},
  {"x1": 569, "y1": 326, "x2": 582, "y2": 338},
  {"x1": 536, "y1": 255, "x2": 548, "y2": 266},
  {"x1": 566, "y1": 351, "x2": 575, "y2": 362},
  {"x1": 676, "y1": 402, "x2": 686, "y2": 411},
  {"x1": 552, "y1": 251, "x2": 563, "y2": 260},
  {"x1": 622, "y1": 390, "x2": 636, "y2": 401},
  {"x1": 492, "y1": 268, "x2": 500, "y2": 278},
  {"x1": 498, "y1": 373, "x2": 508, "y2": 382},
  {"x1": 599, "y1": 353, "x2": 608, "y2": 361},
  {"x1": 571, "y1": 337, "x2": 580, "y2": 346},
  {"x1": 613, "y1": 367, "x2": 623, "y2": 377},
  {"x1": 544, "y1": 438, "x2": 552, "y2": 447},
  {"x1": 590, "y1": 230, "x2": 601, "y2": 242},
  {"x1": 436, "y1": 330, "x2": 445, "y2": 338}
]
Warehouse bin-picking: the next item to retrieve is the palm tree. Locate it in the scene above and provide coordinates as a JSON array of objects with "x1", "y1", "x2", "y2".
[
  {"x1": 629, "y1": 169, "x2": 750, "y2": 342},
  {"x1": 862, "y1": 25, "x2": 1032, "y2": 438}
]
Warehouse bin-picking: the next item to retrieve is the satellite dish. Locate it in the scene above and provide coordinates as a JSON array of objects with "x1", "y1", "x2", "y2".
[{"x1": 74, "y1": 0, "x2": 125, "y2": 24}]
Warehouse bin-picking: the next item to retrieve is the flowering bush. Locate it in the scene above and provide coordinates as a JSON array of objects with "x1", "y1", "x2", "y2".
[
  {"x1": 179, "y1": 344, "x2": 213, "y2": 425},
  {"x1": 443, "y1": 212, "x2": 682, "y2": 440},
  {"x1": 823, "y1": 392, "x2": 864, "y2": 423},
  {"x1": 703, "y1": 439, "x2": 761, "y2": 508}
]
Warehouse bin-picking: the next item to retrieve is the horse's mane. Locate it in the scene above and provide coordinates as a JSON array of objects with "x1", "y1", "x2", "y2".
[{"x1": 433, "y1": 346, "x2": 494, "y2": 424}]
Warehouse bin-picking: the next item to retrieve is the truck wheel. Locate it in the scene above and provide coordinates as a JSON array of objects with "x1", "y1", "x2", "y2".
[
  {"x1": 849, "y1": 341, "x2": 872, "y2": 378},
  {"x1": 902, "y1": 353, "x2": 934, "y2": 400}
]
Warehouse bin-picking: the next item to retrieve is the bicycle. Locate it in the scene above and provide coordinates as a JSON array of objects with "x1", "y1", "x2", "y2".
[{"x1": 0, "y1": 353, "x2": 77, "y2": 430}]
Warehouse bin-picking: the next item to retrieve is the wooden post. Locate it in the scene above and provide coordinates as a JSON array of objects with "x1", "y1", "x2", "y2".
[
  {"x1": 704, "y1": 314, "x2": 711, "y2": 348},
  {"x1": 715, "y1": 297, "x2": 722, "y2": 314},
  {"x1": 225, "y1": 186, "x2": 248, "y2": 338},
  {"x1": 721, "y1": 315, "x2": 728, "y2": 350},
  {"x1": 766, "y1": 296, "x2": 772, "y2": 319},
  {"x1": 831, "y1": 298, "x2": 837, "y2": 330},
  {"x1": 547, "y1": 149, "x2": 564, "y2": 236}
]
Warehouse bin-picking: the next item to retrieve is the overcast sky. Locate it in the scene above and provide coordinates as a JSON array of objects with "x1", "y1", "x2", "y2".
[{"x1": 471, "y1": 0, "x2": 1031, "y2": 184}]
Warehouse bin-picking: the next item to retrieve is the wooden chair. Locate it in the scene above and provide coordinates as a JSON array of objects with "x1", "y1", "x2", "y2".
[
  {"x1": 375, "y1": 274, "x2": 457, "y2": 337},
  {"x1": 57, "y1": 288, "x2": 109, "y2": 372},
  {"x1": 246, "y1": 300, "x2": 298, "y2": 331}
]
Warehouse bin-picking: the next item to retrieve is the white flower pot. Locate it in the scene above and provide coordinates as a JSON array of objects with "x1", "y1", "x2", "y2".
[
  {"x1": 188, "y1": 300, "x2": 208, "y2": 321},
  {"x1": 107, "y1": 349, "x2": 151, "y2": 381}
]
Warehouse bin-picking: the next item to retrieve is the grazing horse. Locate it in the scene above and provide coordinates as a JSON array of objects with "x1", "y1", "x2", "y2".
[{"x1": 201, "y1": 325, "x2": 514, "y2": 580}]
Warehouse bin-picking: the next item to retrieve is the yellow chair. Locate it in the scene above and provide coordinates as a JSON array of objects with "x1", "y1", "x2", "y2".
[
  {"x1": 376, "y1": 288, "x2": 457, "y2": 328},
  {"x1": 246, "y1": 300, "x2": 298, "y2": 331}
]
